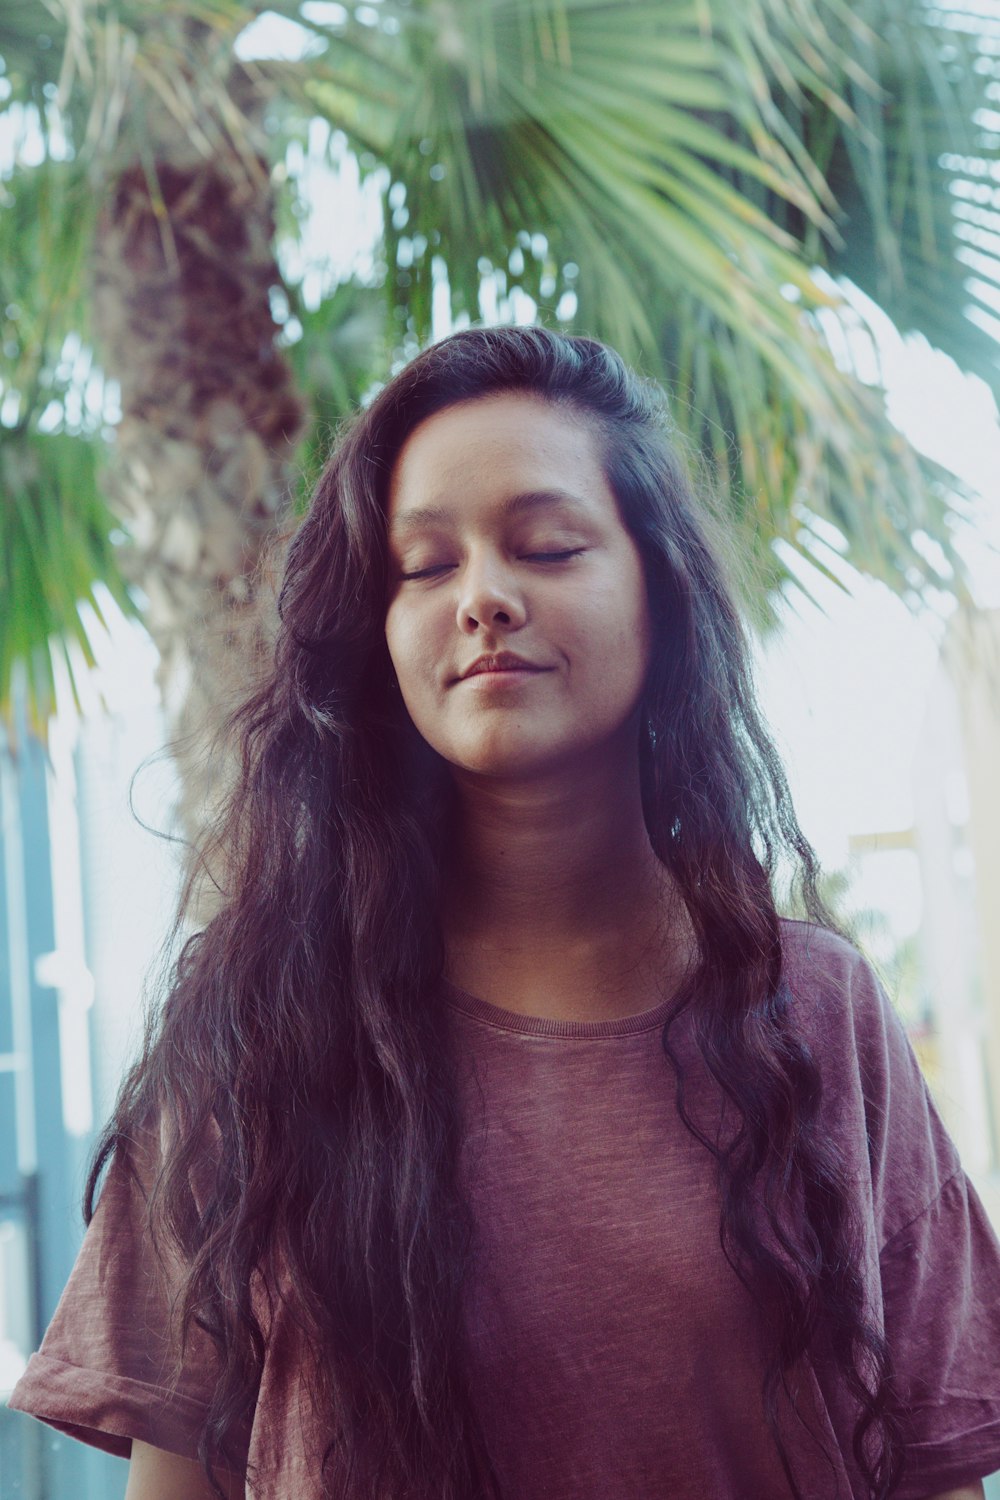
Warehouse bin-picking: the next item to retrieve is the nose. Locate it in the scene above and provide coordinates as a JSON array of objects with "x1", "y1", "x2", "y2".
[{"x1": 455, "y1": 550, "x2": 527, "y2": 635}]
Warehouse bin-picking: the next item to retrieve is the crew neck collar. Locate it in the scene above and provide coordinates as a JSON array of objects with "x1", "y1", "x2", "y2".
[{"x1": 440, "y1": 978, "x2": 677, "y2": 1039}]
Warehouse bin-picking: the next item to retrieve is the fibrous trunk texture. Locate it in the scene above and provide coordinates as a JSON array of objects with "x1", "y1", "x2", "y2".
[{"x1": 92, "y1": 140, "x2": 306, "y2": 893}]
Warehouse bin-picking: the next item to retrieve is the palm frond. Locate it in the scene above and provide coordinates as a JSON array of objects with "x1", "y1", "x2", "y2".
[
  {"x1": 282, "y1": 277, "x2": 390, "y2": 504},
  {"x1": 802, "y1": 0, "x2": 1000, "y2": 389},
  {"x1": 0, "y1": 428, "x2": 140, "y2": 743},
  {"x1": 0, "y1": 160, "x2": 96, "y2": 413}
]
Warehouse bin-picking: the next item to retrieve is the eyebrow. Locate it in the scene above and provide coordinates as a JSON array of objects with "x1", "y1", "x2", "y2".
[{"x1": 389, "y1": 488, "x2": 590, "y2": 536}]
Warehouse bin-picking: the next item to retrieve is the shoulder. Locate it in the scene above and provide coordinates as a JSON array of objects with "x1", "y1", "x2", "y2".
[
  {"x1": 777, "y1": 917, "x2": 896, "y2": 1058},
  {"x1": 90, "y1": 1110, "x2": 225, "y2": 1243},
  {"x1": 778, "y1": 915, "x2": 871, "y2": 989},
  {"x1": 777, "y1": 916, "x2": 910, "y2": 1093},
  {"x1": 778, "y1": 918, "x2": 962, "y2": 1243}
]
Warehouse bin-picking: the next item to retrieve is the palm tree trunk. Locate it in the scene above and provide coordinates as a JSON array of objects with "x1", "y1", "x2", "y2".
[{"x1": 92, "y1": 103, "x2": 305, "y2": 886}]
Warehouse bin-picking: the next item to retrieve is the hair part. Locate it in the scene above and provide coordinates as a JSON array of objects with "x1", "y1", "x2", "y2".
[{"x1": 89, "y1": 324, "x2": 904, "y2": 1499}]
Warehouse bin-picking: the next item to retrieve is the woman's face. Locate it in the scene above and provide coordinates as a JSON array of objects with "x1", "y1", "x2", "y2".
[{"x1": 384, "y1": 393, "x2": 652, "y2": 780}]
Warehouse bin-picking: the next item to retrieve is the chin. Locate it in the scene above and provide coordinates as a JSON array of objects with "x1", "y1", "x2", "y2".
[
  {"x1": 448, "y1": 749, "x2": 553, "y2": 780},
  {"x1": 442, "y1": 731, "x2": 588, "y2": 781}
]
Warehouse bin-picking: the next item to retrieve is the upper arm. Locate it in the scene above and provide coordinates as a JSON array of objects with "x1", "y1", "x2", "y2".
[{"x1": 125, "y1": 1439, "x2": 244, "y2": 1500}]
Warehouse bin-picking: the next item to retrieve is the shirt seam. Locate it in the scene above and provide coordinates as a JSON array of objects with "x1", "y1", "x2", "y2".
[
  {"x1": 878, "y1": 1167, "x2": 964, "y2": 1258},
  {"x1": 443, "y1": 999, "x2": 673, "y2": 1038},
  {"x1": 19, "y1": 1351, "x2": 212, "y2": 1415}
]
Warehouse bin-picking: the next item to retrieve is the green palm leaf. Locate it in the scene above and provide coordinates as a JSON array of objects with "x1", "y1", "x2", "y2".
[
  {"x1": 802, "y1": 0, "x2": 1000, "y2": 387},
  {"x1": 0, "y1": 427, "x2": 141, "y2": 745}
]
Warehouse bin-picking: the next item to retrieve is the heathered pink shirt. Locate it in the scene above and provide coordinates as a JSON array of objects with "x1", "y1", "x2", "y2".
[{"x1": 10, "y1": 921, "x2": 1000, "y2": 1497}]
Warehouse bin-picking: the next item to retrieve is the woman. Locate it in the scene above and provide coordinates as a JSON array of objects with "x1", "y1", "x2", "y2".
[{"x1": 11, "y1": 326, "x2": 1000, "y2": 1500}]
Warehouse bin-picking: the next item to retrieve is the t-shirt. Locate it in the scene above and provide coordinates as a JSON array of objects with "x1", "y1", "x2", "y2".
[{"x1": 9, "y1": 920, "x2": 1000, "y2": 1498}]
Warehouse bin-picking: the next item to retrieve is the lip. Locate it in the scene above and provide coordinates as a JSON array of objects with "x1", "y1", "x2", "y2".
[{"x1": 459, "y1": 652, "x2": 550, "y2": 681}]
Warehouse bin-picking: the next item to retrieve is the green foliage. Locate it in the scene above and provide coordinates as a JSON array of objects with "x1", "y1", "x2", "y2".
[
  {"x1": 0, "y1": 155, "x2": 138, "y2": 743},
  {"x1": 0, "y1": 160, "x2": 97, "y2": 422},
  {"x1": 804, "y1": 0, "x2": 1000, "y2": 389},
  {"x1": 0, "y1": 427, "x2": 140, "y2": 744},
  {"x1": 0, "y1": 0, "x2": 997, "y2": 741},
  {"x1": 282, "y1": 278, "x2": 390, "y2": 510}
]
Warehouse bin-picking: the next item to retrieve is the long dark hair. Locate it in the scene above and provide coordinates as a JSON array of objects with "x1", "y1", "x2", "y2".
[{"x1": 89, "y1": 325, "x2": 904, "y2": 1499}]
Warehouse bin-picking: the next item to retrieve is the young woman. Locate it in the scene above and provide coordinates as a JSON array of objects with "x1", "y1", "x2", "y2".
[{"x1": 11, "y1": 326, "x2": 1000, "y2": 1500}]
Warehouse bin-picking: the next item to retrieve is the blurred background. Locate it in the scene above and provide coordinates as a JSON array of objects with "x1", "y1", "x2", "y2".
[{"x1": 1, "y1": 1, "x2": 999, "y2": 1495}]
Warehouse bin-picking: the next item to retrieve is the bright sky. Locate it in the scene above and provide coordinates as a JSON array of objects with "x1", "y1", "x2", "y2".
[{"x1": 755, "y1": 305, "x2": 999, "y2": 935}]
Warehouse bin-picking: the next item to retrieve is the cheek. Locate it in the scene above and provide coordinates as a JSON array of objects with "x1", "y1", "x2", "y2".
[
  {"x1": 620, "y1": 556, "x2": 653, "y2": 684},
  {"x1": 632, "y1": 592, "x2": 653, "y2": 682},
  {"x1": 385, "y1": 601, "x2": 418, "y2": 680},
  {"x1": 384, "y1": 602, "x2": 404, "y2": 678},
  {"x1": 581, "y1": 570, "x2": 652, "y2": 691},
  {"x1": 385, "y1": 600, "x2": 440, "y2": 710},
  {"x1": 608, "y1": 614, "x2": 652, "y2": 708}
]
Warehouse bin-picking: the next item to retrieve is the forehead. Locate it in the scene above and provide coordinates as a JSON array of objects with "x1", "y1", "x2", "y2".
[{"x1": 386, "y1": 393, "x2": 615, "y2": 522}]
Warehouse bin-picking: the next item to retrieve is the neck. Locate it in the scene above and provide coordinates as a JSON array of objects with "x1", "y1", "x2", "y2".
[
  {"x1": 447, "y1": 754, "x2": 660, "y2": 933},
  {"x1": 442, "y1": 745, "x2": 694, "y2": 1020}
]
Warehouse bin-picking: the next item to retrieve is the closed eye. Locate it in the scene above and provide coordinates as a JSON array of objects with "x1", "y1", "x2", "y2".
[
  {"x1": 523, "y1": 549, "x2": 585, "y2": 563},
  {"x1": 399, "y1": 563, "x2": 456, "y2": 580},
  {"x1": 399, "y1": 549, "x2": 583, "y2": 580}
]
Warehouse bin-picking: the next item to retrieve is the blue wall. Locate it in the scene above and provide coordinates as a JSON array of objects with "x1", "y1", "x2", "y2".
[{"x1": 0, "y1": 715, "x2": 126, "y2": 1500}]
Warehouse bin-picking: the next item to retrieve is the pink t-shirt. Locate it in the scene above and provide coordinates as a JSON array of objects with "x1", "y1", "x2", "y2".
[{"x1": 10, "y1": 921, "x2": 1000, "y2": 1497}]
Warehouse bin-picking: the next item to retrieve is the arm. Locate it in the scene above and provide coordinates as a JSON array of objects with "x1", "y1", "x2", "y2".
[
  {"x1": 125, "y1": 1440, "x2": 244, "y2": 1500},
  {"x1": 920, "y1": 1485, "x2": 986, "y2": 1500}
]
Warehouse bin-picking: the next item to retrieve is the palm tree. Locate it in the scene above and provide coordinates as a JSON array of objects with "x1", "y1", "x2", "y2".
[{"x1": 2, "y1": 1, "x2": 997, "y2": 839}]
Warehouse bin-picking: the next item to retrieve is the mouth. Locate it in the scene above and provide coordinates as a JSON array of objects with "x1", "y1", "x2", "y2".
[
  {"x1": 463, "y1": 668, "x2": 546, "y2": 686},
  {"x1": 459, "y1": 653, "x2": 550, "y2": 681}
]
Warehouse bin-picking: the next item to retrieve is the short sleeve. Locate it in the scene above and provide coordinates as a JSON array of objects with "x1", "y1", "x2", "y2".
[
  {"x1": 784, "y1": 921, "x2": 1000, "y2": 1494},
  {"x1": 880, "y1": 1170, "x2": 1000, "y2": 1498},
  {"x1": 7, "y1": 1126, "x2": 229, "y2": 1466}
]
